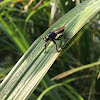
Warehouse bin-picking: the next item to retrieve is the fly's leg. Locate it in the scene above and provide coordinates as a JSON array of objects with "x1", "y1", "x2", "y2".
[
  {"x1": 55, "y1": 34, "x2": 70, "y2": 50},
  {"x1": 63, "y1": 35, "x2": 69, "y2": 40},
  {"x1": 55, "y1": 34, "x2": 63, "y2": 49},
  {"x1": 52, "y1": 39, "x2": 59, "y2": 52},
  {"x1": 61, "y1": 35, "x2": 70, "y2": 49},
  {"x1": 44, "y1": 42, "x2": 47, "y2": 53}
]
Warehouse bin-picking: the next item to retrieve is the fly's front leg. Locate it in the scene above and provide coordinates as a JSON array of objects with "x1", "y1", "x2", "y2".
[{"x1": 44, "y1": 42, "x2": 47, "y2": 53}]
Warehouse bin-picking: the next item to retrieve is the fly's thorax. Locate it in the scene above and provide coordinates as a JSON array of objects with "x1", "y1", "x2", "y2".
[{"x1": 55, "y1": 33, "x2": 62, "y2": 39}]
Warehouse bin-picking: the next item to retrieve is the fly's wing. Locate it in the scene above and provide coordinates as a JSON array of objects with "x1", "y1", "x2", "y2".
[{"x1": 54, "y1": 26, "x2": 65, "y2": 34}]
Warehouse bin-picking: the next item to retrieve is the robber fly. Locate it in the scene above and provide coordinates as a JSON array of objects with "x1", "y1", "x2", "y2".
[{"x1": 43, "y1": 26, "x2": 68, "y2": 52}]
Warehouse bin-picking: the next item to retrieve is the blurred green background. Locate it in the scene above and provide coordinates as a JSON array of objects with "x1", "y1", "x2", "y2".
[{"x1": 0, "y1": 0, "x2": 100, "y2": 100}]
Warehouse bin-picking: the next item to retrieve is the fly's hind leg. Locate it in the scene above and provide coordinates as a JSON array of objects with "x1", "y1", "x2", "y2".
[
  {"x1": 53, "y1": 34, "x2": 64, "y2": 52},
  {"x1": 55, "y1": 34, "x2": 63, "y2": 48},
  {"x1": 55, "y1": 34, "x2": 70, "y2": 50},
  {"x1": 55, "y1": 34, "x2": 65, "y2": 50},
  {"x1": 63, "y1": 34, "x2": 70, "y2": 40},
  {"x1": 52, "y1": 34, "x2": 70, "y2": 52},
  {"x1": 52, "y1": 39, "x2": 59, "y2": 52},
  {"x1": 61, "y1": 34, "x2": 70, "y2": 49}
]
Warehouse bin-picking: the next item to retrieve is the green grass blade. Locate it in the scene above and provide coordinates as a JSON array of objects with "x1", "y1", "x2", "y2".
[
  {"x1": 41, "y1": 75, "x2": 62, "y2": 100},
  {"x1": 64, "y1": 84, "x2": 84, "y2": 100},
  {"x1": 0, "y1": 16, "x2": 29, "y2": 53},
  {"x1": 37, "y1": 76, "x2": 87, "y2": 100},
  {"x1": 49, "y1": 0, "x2": 59, "y2": 26},
  {"x1": 6, "y1": 14, "x2": 30, "y2": 50},
  {"x1": 37, "y1": 83, "x2": 64, "y2": 100},
  {"x1": 51, "y1": 61, "x2": 100, "y2": 81},
  {"x1": 0, "y1": 0, "x2": 100, "y2": 99},
  {"x1": 25, "y1": 0, "x2": 53, "y2": 25},
  {"x1": 0, "y1": 0, "x2": 21, "y2": 10}
]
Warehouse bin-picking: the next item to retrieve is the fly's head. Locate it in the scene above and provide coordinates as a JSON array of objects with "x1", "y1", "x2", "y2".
[{"x1": 43, "y1": 36, "x2": 49, "y2": 42}]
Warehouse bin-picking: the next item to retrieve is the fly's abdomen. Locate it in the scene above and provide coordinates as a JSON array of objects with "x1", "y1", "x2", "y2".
[{"x1": 54, "y1": 26, "x2": 65, "y2": 34}]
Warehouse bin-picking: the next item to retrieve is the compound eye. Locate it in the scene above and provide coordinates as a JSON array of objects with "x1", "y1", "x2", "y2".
[{"x1": 43, "y1": 37, "x2": 47, "y2": 41}]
